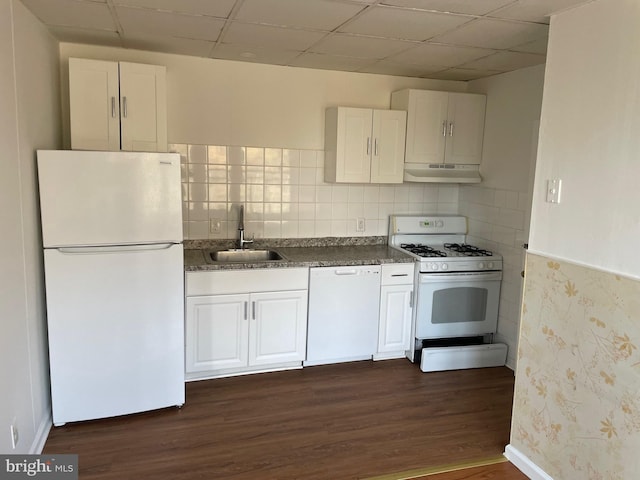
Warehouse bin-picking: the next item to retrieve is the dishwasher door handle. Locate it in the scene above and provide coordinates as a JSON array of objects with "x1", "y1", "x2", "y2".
[{"x1": 334, "y1": 269, "x2": 358, "y2": 275}]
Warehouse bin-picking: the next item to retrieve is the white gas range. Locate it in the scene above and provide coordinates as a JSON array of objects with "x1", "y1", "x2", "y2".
[{"x1": 388, "y1": 215, "x2": 507, "y2": 372}]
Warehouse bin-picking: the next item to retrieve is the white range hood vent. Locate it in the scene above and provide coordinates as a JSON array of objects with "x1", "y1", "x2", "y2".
[{"x1": 404, "y1": 163, "x2": 481, "y2": 184}]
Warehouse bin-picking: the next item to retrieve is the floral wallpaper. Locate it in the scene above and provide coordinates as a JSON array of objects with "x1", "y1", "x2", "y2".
[{"x1": 512, "y1": 253, "x2": 640, "y2": 479}]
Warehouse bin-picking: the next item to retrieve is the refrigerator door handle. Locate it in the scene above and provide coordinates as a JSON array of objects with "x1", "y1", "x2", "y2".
[{"x1": 56, "y1": 243, "x2": 177, "y2": 254}]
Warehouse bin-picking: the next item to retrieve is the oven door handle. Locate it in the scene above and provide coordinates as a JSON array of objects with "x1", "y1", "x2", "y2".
[{"x1": 419, "y1": 271, "x2": 502, "y2": 283}]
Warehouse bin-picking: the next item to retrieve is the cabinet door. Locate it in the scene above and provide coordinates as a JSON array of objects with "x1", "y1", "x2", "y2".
[
  {"x1": 249, "y1": 290, "x2": 308, "y2": 366},
  {"x1": 444, "y1": 93, "x2": 486, "y2": 165},
  {"x1": 378, "y1": 285, "x2": 413, "y2": 353},
  {"x1": 69, "y1": 58, "x2": 120, "y2": 151},
  {"x1": 335, "y1": 107, "x2": 373, "y2": 183},
  {"x1": 370, "y1": 109, "x2": 406, "y2": 184},
  {"x1": 185, "y1": 294, "x2": 249, "y2": 373},
  {"x1": 119, "y1": 62, "x2": 167, "y2": 152},
  {"x1": 404, "y1": 90, "x2": 448, "y2": 164}
]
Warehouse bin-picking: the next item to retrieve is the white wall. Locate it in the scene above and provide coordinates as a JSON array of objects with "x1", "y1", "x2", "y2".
[
  {"x1": 529, "y1": 0, "x2": 640, "y2": 279},
  {"x1": 59, "y1": 43, "x2": 466, "y2": 151},
  {"x1": 0, "y1": 0, "x2": 61, "y2": 454},
  {"x1": 459, "y1": 65, "x2": 545, "y2": 368}
]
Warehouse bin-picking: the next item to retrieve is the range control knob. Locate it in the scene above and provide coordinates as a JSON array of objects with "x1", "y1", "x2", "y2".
[
  {"x1": 488, "y1": 262, "x2": 494, "y2": 269},
  {"x1": 478, "y1": 262, "x2": 485, "y2": 269},
  {"x1": 431, "y1": 263, "x2": 439, "y2": 271},
  {"x1": 441, "y1": 263, "x2": 448, "y2": 271}
]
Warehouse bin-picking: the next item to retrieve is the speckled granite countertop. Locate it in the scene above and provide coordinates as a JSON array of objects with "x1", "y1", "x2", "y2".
[{"x1": 184, "y1": 237, "x2": 415, "y2": 271}]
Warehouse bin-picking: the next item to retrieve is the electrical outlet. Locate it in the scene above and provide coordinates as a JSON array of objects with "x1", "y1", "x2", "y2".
[
  {"x1": 10, "y1": 422, "x2": 18, "y2": 449},
  {"x1": 209, "y1": 219, "x2": 222, "y2": 234},
  {"x1": 356, "y1": 218, "x2": 366, "y2": 232}
]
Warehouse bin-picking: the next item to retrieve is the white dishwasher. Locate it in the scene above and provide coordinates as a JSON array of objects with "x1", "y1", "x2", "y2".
[{"x1": 304, "y1": 265, "x2": 381, "y2": 366}]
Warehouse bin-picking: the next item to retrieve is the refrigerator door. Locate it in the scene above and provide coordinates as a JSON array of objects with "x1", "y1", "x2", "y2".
[
  {"x1": 44, "y1": 243, "x2": 185, "y2": 425},
  {"x1": 37, "y1": 150, "x2": 182, "y2": 247}
]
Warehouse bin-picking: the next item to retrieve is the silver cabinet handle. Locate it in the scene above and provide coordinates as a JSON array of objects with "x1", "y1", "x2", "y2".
[
  {"x1": 366, "y1": 137, "x2": 371, "y2": 155},
  {"x1": 442, "y1": 121, "x2": 446, "y2": 137},
  {"x1": 409, "y1": 291, "x2": 414, "y2": 308},
  {"x1": 252, "y1": 301, "x2": 256, "y2": 320},
  {"x1": 122, "y1": 96, "x2": 128, "y2": 118},
  {"x1": 374, "y1": 138, "x2": 378, "y2": 156},
  {"x1": 449, "y1": 122, "x2": 454, "y2": 136},
  {"x1": 111, "y1": 96, "x2": 116, "y2": 118},
  {"x1": 244, "y1": 301, "x2": 248, "y2": 320}
]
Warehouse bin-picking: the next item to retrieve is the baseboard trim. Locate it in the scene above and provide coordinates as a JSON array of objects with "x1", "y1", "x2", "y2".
[
  {"x1": 30, "y1": 411, "x2": 52, "y2": 454},
  {"x1": 504, "y1": 444, "x2": 553, "y2": 480},
  {"x1": 364, "y1": 455, "x2": 507, "y2": 480}
]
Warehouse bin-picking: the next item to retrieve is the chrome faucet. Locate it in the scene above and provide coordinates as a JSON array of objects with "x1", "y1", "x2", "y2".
[{"x1": 237, "y1": 205, "x2": 254, "y2": 250}]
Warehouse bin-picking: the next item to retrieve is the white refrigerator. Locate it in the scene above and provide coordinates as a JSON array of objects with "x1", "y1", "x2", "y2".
[{"x1": 37, "y1": 150, "x2": 185, "y2": 426}]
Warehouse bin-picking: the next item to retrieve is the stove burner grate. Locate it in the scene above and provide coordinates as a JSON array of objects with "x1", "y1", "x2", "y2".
[
  {"x1": 400, "y1": 243, "x2": 447, "y2": 258},
  {"x1": 444, "y1": 243, "x2": 493, "y2": 257}
]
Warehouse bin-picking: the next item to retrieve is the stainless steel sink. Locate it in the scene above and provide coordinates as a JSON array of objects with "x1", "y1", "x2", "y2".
[{"x1": 208, "y1": 249, "x2": 286, "y2": 263}]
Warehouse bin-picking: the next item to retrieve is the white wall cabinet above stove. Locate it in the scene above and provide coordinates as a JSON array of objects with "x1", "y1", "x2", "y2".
[
  {"x1": 324, "y1": 107, "x2": 406, "y2": 184},
  {"x1": 391, "y1": 89, "x2": 486, "y2": 166},
  {"x1": 184, "y1": 268, "x2": 309, "y2": 380},
  {"x1": 69, "y1": 58, "x2": 167, "y2": 152},
  {"x1": 375, "y1": 263, "x2": 414, "y2": 361}
]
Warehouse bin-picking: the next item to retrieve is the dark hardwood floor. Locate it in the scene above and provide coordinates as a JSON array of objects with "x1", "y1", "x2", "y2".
[{"x1": 44, "y1": 360, "x2": 516, "y2": 479}]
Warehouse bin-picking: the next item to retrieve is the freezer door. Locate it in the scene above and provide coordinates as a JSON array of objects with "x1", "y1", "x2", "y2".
[
  {"x1": 44, "y1": 243, "x2": 184, "y2": 425},
  {"x1": 37, "y1": 150, "x2": 182, "y2": 247}
]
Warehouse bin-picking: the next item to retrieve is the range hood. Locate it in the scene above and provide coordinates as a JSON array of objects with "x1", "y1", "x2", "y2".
[{"x1": 403, "y1": 163, "x2": 481, "y2": 183}]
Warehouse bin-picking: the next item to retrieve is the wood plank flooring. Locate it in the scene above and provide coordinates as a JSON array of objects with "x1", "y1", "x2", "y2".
[{"x1": 44, "y1": 360, "x2": 516, "y2": 479}]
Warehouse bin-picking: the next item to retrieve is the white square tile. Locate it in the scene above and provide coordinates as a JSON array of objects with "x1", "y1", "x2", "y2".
[
  {"x1": 208, "y1": 202, "x2": 228, "y2": 220},
  {"x1": 283, "y1": 149, "x2": 300, "y2": 167},
  {"x1": 189, "y1": 183, "x2": 208, "y2": 202},
  {"x1": 316, "y1": 186, "x2": 332, "y2": 203},
  {"x1": 227, "y1": 166, "x2": 246, "y2": 184},
  {"x1": 299, "y1": 168, "x2": 317, "y2": 185},
  {"x1": 263, "y1": 221, "x2": 282, "y2": 238},
  {"x1": 227, "y1": 184, "x2": 246, "y2": 203},
  {"x1": 246, "y1": 147, "x2": 264, "y2": 166},
  {"x1": 188, "y1": 144, "x2": 207, "y2": 163},
  {"x1": 281, "y1": 221, "x2": 299, "y2": 238},
  {"x1": 379, "y1": 203, "x2": 395, "y2": 220},
  {"x1": 394, "y1": 186, "x2": 410, "y2": 203},
  {"x1": 298, "y1": 203, "x2": 316, "y2": 220},
  {"x1": 364, "y1": 203, "x2": 379, "y2": 219},
  {"x1": 332, "y1": 185, "x2": 349, "y2": 203},
  {"x1": 348, "y1": 203, "x2": 364, "y2": 218},
  {"x1": 245, "y1": 203, "x2": 264, "y2": 221},
  {"x1": 265, "y1": 185, "x2": 282, "y2": 203},
  {"x1": 208, "y1": 165, "x2": 227, "y2": 184},
  {"x1": 265, "y1": 148, "x2": 282, "y2": 166},
  {"x1": 348, "y1": 186, "x2": 364, "y2": 203},
  {"x1": 315, "y1": 220, "x2": 332, "y2": 237},
  {"x1": 180, "y1": 164, "x2": 188, "y2": 182},
  {"x1": 264, "y1": 166, "x2": 282, "y2": 185},
  {"x1": 299, "y1": 186, "x2": 316, "y2": 203},
  {"x1": 246, "y1": 166, "x2": 264, "y2": 184},
  {"x1": 188, "y1": 221, "x2": 209, "y2": 239},
  {"x1": 228, "y1": 147, "x2": 246, "y2": 165},
  {"x1": 188, "y1": 164, "x2": 208, "y2": 183},
  {"x1": 298, "y1": 220, "x2": 315, "y2": 237},
  {"x1": 188, "y1": 202, "x2": 209, "y2": 221},
  {"x1": 379, "y1": 186, "x2": 395, "y2": 203},
  {"x1": 181, "y1": 183, "x2": 188, "y2": 202},
  {"x1": 300, "y1": 150, "x2": 318, "y2": 168},
  {"x1": 245, "y1": 221, "x2": 264, "y2": 238},
  {"x1": 315, "y1": 166, "x2": 325, "y2": 184},
  {"x1": 282, "y1": 203, "x2": 299, "y2": 221},
  {"x1": 264, "y1": 203, "x2": 282, "y2": 221},
  {"x1": 282, "y1": 167, "x2": 300, "y2": 185},
  {"x1": 282, "y1": 185, "x2": 299, "y2": 203},
  {"x1": 315, "y1": 203, "x2": 332, "y2": 220},
  {"x1": 331, "y1": 220, "x2": 348, "y2": 236},
  {"x1": 363, "y1": 185, "x2": 380, "y2": 204},
  {"x1": 332, "y1": 203, "x2": 349, "y2": 219},
  {"x1": 247, "y1": 185, "x2": 264, "y2": 202},
  {"x1": 169, "y1": 143, "x2": 188, "y2": 161}
]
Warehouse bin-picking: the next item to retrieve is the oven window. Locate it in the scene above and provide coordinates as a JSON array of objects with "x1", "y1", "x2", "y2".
[{"x1": 432, "y1": 287, "x2": 488, "y2": 324}]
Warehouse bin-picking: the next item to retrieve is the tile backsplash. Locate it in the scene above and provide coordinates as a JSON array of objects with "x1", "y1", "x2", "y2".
[{"x1": 170, "y1": 143, "x2": 459, "y2": 240}]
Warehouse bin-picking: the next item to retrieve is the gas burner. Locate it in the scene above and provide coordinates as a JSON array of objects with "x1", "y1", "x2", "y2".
[
  {"x1": 444, "y1": 243, "x2": 493, "y2": 257},
  {"x1": 400, "y1": 243, "x2": 447, "y2": 258}
]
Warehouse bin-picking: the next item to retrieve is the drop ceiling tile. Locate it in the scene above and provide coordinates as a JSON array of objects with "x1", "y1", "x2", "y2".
[
  {"x1": 432, "y1": 18, "x2": 548, "y2": 49},
  {"x1": 222, "y1": 22, "x2": 327, "y2": 51},
  {"x1": 339, "y1": 5, "x2": 473, "y2": 41},
  {"x1": 116, "y1": 6, "x2": 225, "y2": 41},
  {"x1": 289, "y1": 53, "x2": 375, "y2": 72},
  {"x1": 20, "y1": 0, "x2": 116, "y2": 30},
  {"x1": 389, "y1": 43, "x2": 494, "y2": 67},
  {"x1": 488, "y1": 0, "x2": 591, "y2": 23},
  {"x1": 310, "y1": 34, "x2": 415, "y2": 59},
  {"x1": 510, "y1": 36, "x2": 548, "y2": 54},
  {"x1": 121, "y1": 34, "x2": 215, "y2": 56},
  {"x1": 113, "y1": 0, "x2": 236, "y2": 18},
  {"x1": 48, "y1": 25, "x2": 122, "y2": 46},
  {"x1": 235, "y1": 0, "x2": 365, "y2": 31},
  {"x1": 379, "y1": 0, "x2": 516, "y2": 16},
  {"x1": 212, "y1": 44, "x2": 302, "y2": 66},
  {"x1": 358, "y1": 60, "x2": 445, "y2": 77},
  {"x1": 460, "y1": 51, "x2": 545, "y2": 71},
  {"x1": 428, "y1": 67, "x2": 501, "y2": 81}
]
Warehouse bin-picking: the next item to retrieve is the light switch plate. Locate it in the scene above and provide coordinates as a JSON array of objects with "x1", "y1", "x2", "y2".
[{"x1": 546, "y1": 179, "x2": 562, "y2": 203}]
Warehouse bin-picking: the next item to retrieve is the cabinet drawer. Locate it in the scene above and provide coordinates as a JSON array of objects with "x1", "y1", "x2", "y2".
[
  {"x1": 381, "y1": 264, "x2": 414, "y2": 285},
  {"x1": 186, "y1": 268, "x2": 309, "y2": 296}
]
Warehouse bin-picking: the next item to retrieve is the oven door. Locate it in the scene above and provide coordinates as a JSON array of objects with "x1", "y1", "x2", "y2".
[{"x1": 415, "y1": 271, "x2": 501, "y2": 339}]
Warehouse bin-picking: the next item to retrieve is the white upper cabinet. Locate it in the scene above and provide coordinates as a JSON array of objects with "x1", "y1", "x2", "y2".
[
  {"x1": 391, "y1": 89, "x2": 486, "y2": 165},
  {"x1": 69, "y1": 58, "x2": 167, "y2": 152},
  {"x1": 325, "y1": 107, "x2": 406, "y2": 183}
]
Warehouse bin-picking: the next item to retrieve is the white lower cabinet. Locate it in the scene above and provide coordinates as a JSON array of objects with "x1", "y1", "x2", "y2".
[
  {"x1": 375, "y1": 264, "x2": 415, "y2": 361},
  {"x1": 185, "y1": 268, "x2": 308, "y2": 380}
]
